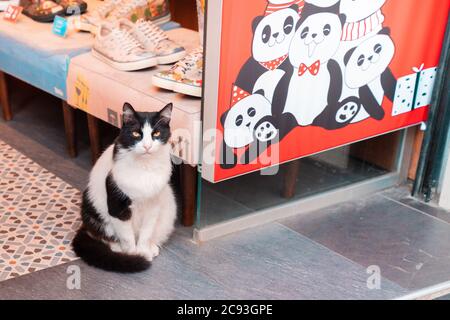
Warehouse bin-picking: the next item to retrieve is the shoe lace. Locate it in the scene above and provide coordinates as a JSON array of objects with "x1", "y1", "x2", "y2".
[
  {"x1": 113, "y1": 29, "x2": 142, "y2": 53},
  {"x1": 136, "y1": 19, "x2": 168, "y2": 44},
  {"x1": 172, "y1": 47, "x2": 203, "y2": 74}
]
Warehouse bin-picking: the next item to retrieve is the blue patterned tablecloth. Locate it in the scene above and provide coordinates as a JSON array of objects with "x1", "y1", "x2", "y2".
[{"x1": 0, "y1": 12, "x2": 180, "y2": 99}]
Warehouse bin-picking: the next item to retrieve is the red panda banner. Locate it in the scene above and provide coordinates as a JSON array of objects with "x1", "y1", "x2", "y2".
[{"x1": 209, "y1": 0, "x2": 450, "y2": 182}]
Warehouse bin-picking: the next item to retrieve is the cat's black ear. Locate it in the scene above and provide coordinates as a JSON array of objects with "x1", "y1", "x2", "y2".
[
  {"x1": 123, "y1": 103, "x2": 137, "y2": 124},
  {"x1": 159, "y1": 103, "x2": 173, "y2": 122}
]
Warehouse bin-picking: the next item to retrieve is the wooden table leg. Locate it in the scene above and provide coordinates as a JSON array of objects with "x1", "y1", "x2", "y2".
[
  {"x1": 0, "y1": 71, "x2": 12, "y2": 121},
  {"x1": 62, "y1": 101, "x2": 77, "y2": 158},
  {"x1": 181, "y1": 163, "x2": 198, "y2": 227},
  {"x1": 87, "y1": 113, "x2": 102, "y2": 164},
  {"x1": 282, "y1": 160, "x2": 300, "y2": 199}
]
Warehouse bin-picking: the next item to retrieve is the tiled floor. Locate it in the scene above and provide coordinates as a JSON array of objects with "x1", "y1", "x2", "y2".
[
  {"x1": 1, "y1": 78, "x2": 450, "y2": 299},
  {"x1": 0, "y1": 141, "x2": 81, "y2": 281}
]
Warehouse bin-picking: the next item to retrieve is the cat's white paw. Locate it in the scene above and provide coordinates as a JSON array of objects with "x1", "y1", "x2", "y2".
[
  {"x1": 121, "y1": 242, "x2": 137, "y2": 254},
  {"x1": 149, "y1": 244, "x2": 160, "y2": 259},
  {"x1": 110, "y1": 242, "x2": 122, "y2": 253},
  {"x1": 138, "y1": 244, "x2": 160, "y2": 261}
]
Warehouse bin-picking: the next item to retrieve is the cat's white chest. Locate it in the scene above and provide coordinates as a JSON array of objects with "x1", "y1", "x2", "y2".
[
  {"x1": 112, "y1": 157, "x2": 171, "y2": 200},
  {"x1": 284, "y1": 69, "x2": 330, "y2": 126}
]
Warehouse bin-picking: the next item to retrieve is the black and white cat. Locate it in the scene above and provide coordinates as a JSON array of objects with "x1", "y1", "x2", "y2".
[{"x1": 72, "y1": 103, "x2": 176, "y2": 273}]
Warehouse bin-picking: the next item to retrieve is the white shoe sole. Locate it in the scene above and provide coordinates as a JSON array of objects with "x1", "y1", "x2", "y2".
[
  {"x1": 92, "y1": 50, "x2": 158, "y2": 71},
  {"x1": 78, "y1": 19, "x2": 97, "y2": 34},
  {"x1": 78, "y1": 20, "x2": 98, "y2": 33},
  {"x1": 174, "y1": 81, "x2": 202, "y2": 98},
  {"x1": 156, "y1": 50, "x2": 187, "y2": 65},
  {"x1": 152, "y1": 75, "x2": 202, "y2": 98},
  {"x1": 152, "y1": 75, "x2": 176, "y2": 91}
]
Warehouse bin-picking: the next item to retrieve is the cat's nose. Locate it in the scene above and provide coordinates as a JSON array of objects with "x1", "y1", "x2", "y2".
[
  {"x1": 273, "y1": 32, "x2": 279, "y2": 38},
  {"x1": 143, "y1": 145, "x2": 151, "y2": 152},
  {"x1": 312, "y1": 33, "x2": 317, "y2": 38}
]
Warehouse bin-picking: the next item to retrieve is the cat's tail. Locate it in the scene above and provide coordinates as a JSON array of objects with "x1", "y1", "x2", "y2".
[{"x1": 72, "y1": 228, "x2": 151, "y2": 273}]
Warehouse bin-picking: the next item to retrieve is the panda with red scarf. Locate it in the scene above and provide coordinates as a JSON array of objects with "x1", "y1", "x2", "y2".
[{"x1": 233, "y1": 0, "x2": 303, "y2": 97}]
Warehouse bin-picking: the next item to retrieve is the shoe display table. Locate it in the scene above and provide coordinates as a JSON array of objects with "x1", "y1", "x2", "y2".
[
  {"x1": 66, "y1": 27, "x2": 202, "y2": 166},
  {"x1": 0, "y1": 0, "x2": 108, "y2": 153},
  {"x1": 0, "y1": 0, "x2": 180, "y2": 100},
  {"x1": 0, "y1": 4, "x2": 97, "y2": 100},
  {"x1": 0, "y1": 0, "x2": 183, "y2": 153},
  {"x1": 0, "y1": 4, "x2": 98, "y2": 155}
]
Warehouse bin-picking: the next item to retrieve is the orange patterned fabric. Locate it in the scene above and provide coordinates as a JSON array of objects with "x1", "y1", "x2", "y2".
[
  {"x1": 298, "y1": 60, "x2": 320, "y2": 76},
  {"x1": 259, "y1": 54, "x2": 288, "y2": 71},
  {"x1": 231, "y1": 85, "x2": 251, "y2": 106}
]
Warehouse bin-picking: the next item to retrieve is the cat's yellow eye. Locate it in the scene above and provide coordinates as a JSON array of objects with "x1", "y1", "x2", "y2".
[
  {"x1": 153, "y1": 131, "x2": 161, "y2": 138},
  {"x1": 132, "y1": 131, "x2": 141, "y2": 138}
]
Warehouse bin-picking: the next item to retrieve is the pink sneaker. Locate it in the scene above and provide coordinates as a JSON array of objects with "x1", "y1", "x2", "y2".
[{"x1": 92, "y1": 22, "x2": 158, "y2": 71}]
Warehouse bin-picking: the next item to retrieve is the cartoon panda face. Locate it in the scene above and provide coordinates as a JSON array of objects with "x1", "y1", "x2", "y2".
[
  {"x1": 289, "y1": 12, "x2": 342, "y2": 67},
  {"x1": 223, "y1": 93, "x2": 272, "y2": 148},
  {"x1": 252, "y1": 8, "x2": 300, "y2": 63},
  {"x1": 340, "y1": 0, "x2": 386, "y2": 23},
  {"x1": 345, "y1": 34, "x2": 395, "y2": 89}
]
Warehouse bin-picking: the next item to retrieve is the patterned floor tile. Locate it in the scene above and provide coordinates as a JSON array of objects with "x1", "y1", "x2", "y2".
[{"x1": 0, "y1": 140, "x2": 81, "y2": 282}]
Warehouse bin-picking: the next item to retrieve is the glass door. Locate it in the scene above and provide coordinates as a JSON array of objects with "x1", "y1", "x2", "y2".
[{"x1": 195, "y1": 129, "x2": 408, "y2": 239}]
